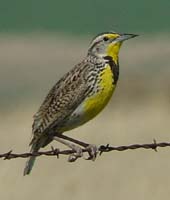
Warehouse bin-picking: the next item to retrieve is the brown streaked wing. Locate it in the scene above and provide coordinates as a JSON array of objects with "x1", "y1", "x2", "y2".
[{"x1": 32, "y1": 61, "x2": 90, "y2": 137}]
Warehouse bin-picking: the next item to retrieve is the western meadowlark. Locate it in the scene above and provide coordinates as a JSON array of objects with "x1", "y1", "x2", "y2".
[{"x1": 24, "y1": 31, "x2": 138, "y2": 175}]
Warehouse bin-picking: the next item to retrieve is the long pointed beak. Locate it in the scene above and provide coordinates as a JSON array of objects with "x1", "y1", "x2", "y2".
[{"x1": 114, "y1": 33, "x2": 139, "y2": 42}]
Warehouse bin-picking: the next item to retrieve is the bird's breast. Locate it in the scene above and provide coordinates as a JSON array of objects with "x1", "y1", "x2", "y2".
[
  {"x1": 58, "y1": 64, "x2": 117, "y2": 132},
  {"x1": 83, "y1": 64, "x2": 115, "y2": 121}
]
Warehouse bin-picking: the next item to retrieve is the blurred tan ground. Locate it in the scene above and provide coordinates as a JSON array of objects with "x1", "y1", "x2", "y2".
[{"x1": 0, "y1": 33, "x2": 170, "y2": 200}]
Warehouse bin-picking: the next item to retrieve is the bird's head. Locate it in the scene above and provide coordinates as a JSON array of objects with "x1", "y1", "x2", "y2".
[{"x1": 88, "y1": 32, "x2": 138, "y2": 64}]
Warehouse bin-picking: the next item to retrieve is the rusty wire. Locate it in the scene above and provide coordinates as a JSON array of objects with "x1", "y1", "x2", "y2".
[{"x1": 1, "y1": 140, "x2": 170, "y2": 160}]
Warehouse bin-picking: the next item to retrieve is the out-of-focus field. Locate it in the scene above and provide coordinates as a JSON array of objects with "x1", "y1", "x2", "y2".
[{"x1": 0, "y1": 34, "x2": 170, "y2": 200}]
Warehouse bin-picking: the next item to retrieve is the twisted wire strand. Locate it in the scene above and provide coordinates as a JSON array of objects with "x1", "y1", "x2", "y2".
[{"x1": 1, "y1": 140, "x2": 170, "y2": 160}]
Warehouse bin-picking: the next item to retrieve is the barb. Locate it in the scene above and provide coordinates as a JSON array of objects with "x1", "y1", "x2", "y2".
[{"x1": 1, "y1": 140, "x2": 170, "y2": 160}]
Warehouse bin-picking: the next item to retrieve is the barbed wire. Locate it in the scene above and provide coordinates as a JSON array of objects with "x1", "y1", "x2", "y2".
[{"x1": 1, "y1": 140, "x2": 170, "y2": 161}]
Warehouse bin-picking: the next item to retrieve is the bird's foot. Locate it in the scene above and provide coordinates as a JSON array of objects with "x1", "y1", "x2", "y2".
[
  {"x1": 84, "y1": 144, "x2": 98, "y2": 161},
  {"x1": 68, "y1": 144, "x2": 83, "y2": 162}
]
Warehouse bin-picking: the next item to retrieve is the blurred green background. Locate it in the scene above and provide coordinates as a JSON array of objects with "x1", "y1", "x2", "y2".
[
  {"x1": 0, "y1": 0, "x2": 170, "y2": 34},
  {"x1": 0, "y1": 1, "x2": 170, "y2": 200}
]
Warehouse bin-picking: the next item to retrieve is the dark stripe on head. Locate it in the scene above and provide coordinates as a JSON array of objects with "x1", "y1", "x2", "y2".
[
  {"x1": 92, "y1": 31, "x2": 117, "y2": 41},
  {"x1": 88, "y1": 31, "x2": 117, "y2": 53}
]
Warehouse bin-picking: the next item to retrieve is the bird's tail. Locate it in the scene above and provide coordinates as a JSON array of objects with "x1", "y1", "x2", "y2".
[{"x1": 23, "y1": 141, "x2": 40, "y2": 176}]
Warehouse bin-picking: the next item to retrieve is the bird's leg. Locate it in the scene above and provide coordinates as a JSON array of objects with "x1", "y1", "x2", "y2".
[
  {"x1": 53, "y1": 136, "x2": 83, "y2": 162},
  {"x1": 58, "y1": 134, "x2": 89, "y2": 147},
  {"x1": 56, "y1": 134, "x2": 98, "y2": 161}
]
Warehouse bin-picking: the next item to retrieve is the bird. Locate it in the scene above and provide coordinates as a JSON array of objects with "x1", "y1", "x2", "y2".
[{"x1": 24, "y1": 31, "x2": 138, "y2": 175}]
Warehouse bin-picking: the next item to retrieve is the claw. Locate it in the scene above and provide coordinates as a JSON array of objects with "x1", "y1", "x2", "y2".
[
  {"x1": 84, "y1": 144, "x2": 98, "y2": 161},
  {"x1": 68, "y1": 145, "x2": 83, "y2": 162}
]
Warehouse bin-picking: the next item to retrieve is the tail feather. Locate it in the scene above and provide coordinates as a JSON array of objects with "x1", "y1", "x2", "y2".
[{"x1": 23, "y1": 142, "x2": 40, "y2": 176}]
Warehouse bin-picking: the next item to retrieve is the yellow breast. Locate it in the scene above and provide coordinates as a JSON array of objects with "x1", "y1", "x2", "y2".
[
  {"x1": 83, "y1": 64, "x2": 115, "y2": 121},
  {"x1": 58, "y1": 64, "x2": 116, "y2": 132}
]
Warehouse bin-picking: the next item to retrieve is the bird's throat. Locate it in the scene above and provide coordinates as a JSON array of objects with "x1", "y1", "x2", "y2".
[{"x1": 107, "y1": 42, "x2": 122, "y2": 65}]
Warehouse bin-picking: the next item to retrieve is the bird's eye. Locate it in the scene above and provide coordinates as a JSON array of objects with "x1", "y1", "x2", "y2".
[{"x1": 103, "y1": 36, "x2": 109, "y2": 41}]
